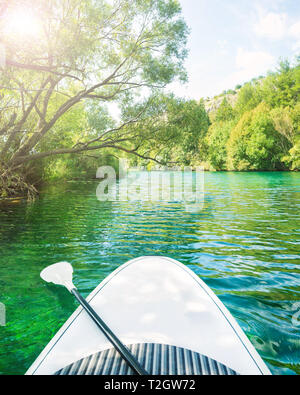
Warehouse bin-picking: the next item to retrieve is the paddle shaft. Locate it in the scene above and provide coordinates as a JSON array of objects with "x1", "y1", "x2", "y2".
[{"x1": 71, "y1": 288, "x2": 148, "y2": 375}]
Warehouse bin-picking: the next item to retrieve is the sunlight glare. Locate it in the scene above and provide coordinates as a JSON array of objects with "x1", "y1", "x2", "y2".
[{"x1": 4, "y1": 9, "x2": 42, "y2": 38}]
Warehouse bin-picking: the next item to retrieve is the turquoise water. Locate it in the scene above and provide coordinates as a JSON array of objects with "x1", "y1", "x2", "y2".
[{"x1": 0, "y1": 171, "x2": 299, "y2": 375}]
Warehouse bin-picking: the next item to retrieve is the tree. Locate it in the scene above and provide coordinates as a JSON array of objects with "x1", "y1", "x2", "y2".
[
  {"x1": 284, "y1": 139, "x2": 300, "y2": 170},
  {"x1": 227, "y1": 103, "x2": 289, "y2": 171},
  {"x1": 270, "y1": 106, "x2": 295, "y2": 146},
  {"x1": 206, "y1": 120, "x2": 234, "y2": 170},
  {"x1": 215, "y1": 98, "x2": 235, "y2": 122},
  {"x1": 123, "y1": 96, "x2": 210, "y2": 167},
  {"x1": 235, "y1": 82, "x2": 262, "y2": 115},
  {"x1": 281, "y1": 103, "x2": 300, "y2": 170},
  {"x1": 260, "y1": 59, "x2": 300, "y2": 108},
  {"x1": 0, "y1": 0, "x2": 188, "y2": 197},
  {"x1": 164, "y1": 99, "x2": 209, "y2": 165}
]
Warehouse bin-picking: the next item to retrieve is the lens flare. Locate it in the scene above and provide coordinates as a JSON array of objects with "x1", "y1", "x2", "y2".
[{"x1": 3, "y1": 9, "x2": 42, "y2": 38}]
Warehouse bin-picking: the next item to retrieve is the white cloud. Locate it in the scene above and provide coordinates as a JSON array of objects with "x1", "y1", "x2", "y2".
[
  {"x1": 168, "y1": 62, "x2": 212, "y2": 99},
  {"x1": 254, "y1": 12, "x2": 287, "y2": 39},
  {"x1": 170, "y1": 49, "x2": 277, "y2": 99},
  {"x1": 292, "y1": 41, "x2": 300, "y2": 53},
  {"x1": 253, "y1": 10, "x2": 300, "y2": 47},
  {"x1": 288, "y1": 21, "x2": 300, "y2": 54},
  {"x1": 289, "y1": 21, "x2": 300, "y2": 39},
  {"x1": 221, "y1": 48, "x2": 275, "y2": 91},
  {"x1": 217, "y1": 40, "x2": 229, "y2": 55},
  {"x1": 236, "y1": 48, "x2": 275, "y2": 71}
]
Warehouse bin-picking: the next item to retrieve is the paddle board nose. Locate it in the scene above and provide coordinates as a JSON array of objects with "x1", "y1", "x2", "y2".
[{"x1": 27, "y1": 256, "x2": 271, "y2": 375}]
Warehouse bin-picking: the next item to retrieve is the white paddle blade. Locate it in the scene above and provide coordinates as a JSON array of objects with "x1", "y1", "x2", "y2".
[{"x1": 40, "y1": 262, "x2": 76, "y2": 292}]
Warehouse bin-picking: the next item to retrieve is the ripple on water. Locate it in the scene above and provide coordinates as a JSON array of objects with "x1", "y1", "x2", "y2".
[{"x1": 0, "y1": 172, "x2": 299, "y2": 375}]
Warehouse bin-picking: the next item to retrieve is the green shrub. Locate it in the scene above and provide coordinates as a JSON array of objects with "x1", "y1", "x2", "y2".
[
  {"x1": 206, "y1": 120, "x2": 234, "y2": 170},
  {"x1": 227, "y1": 103, "x2": 289, "y2": 170}
]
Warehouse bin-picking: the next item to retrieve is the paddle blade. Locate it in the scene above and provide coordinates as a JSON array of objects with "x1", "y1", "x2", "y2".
[{"x1": 40, "y1": 262, "x2": 75, "y2": 292}]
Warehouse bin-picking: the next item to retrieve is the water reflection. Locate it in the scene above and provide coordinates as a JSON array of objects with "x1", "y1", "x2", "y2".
[{"x1": 0, "y1": 172, "x2": 299, "y2": 375}]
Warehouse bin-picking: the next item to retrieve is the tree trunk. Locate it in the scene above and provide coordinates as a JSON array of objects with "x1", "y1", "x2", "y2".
[{"x1": 0, "y1": 164, "x2": 38, "y2": 201}]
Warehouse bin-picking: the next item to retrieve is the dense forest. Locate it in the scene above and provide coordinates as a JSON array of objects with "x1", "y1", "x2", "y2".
[
  {"x1": 133, "y1": 59, "x2": 300, "y2": 172},
  {"x1": 204, "y1": 60, "x2": 300, "y2": 172},
  {"x1": 0, "y1": 0, "x2": 299, "y2": 200}
]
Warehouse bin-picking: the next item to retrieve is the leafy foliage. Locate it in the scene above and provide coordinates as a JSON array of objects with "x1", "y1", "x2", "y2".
[
  {"x1": 214, "y1": 98, "x2": 235, "y2": 122},
  {"x1": 227, "y1": 103, "x2": 288, "y2": 171},
  {"x1": 0, "y1": 0, "x2": 299, "y2": 200},
  {"x1": 126, "y1": 96, "x2": 210, "y2": 167},
  {"x1": 0, "y1": 0, "x2": 188, "y2": 196},
  {"x1": 206, "y1": 120, "x2": 234, "y2": 170},
  {"x1": 204, "y1": 58, "x2": 300, "y2": 172}
]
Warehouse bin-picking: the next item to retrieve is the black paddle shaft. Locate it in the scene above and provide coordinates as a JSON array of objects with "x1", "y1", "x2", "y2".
[{"x1": 71, "y1": 288, "x2": 148, "y2": 375}]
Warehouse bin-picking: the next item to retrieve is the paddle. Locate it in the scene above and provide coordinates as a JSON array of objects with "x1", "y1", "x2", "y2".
[{"x1": 40, "y1": 262, "x2": 148, "y2": 375}]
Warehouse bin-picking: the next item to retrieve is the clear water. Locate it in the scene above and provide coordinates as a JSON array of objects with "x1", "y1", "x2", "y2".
[{"x1": 0, "y1": 172, "x2": 299, "y2": 375}]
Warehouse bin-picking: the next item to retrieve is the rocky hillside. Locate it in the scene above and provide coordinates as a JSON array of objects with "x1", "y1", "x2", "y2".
[{"x1": 204, "y1": 91, "x2": 239, "y2": 114}]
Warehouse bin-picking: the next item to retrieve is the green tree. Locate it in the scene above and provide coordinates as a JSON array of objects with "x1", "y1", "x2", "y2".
[
  {"x1": 161, "y1": 98, "x2": 210, "y2": 165},
  {"x1": 215, "y1": 98, "x2": 235, "y2": 122},
  {"x1": 235, "y1": 82, "x2": 262, "y2": 115},
  {"x1": 0, "y1": 0, "x2": 188, "y2": 197},
  {"x1": 281, "y1": 103, "x2": 300, "y2": 170},
  {"x1": 125, "y1": 96, "x2": 210, "y2": 166},
  {"x1": 260, "y1": 60, "x2": 300, "y2": 108},
  {"x1": 206, "y1": 120, "x2": 234, "y2": 170},
  {"x1": 41, "y1": 101, "x2": 118, "y2": 180},
  {"x1": 227, "y1": 103, "x2": 289, "y2": 171},
  {"x1": 270, "y1": 106, "x2": 295, "y2": 147},
  {"x1": 284, "y1": 139, "x2": 300, "y2": 170}
]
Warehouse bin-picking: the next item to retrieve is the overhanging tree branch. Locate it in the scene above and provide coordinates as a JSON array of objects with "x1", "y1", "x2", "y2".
[
  {"x1": 5, "y1": 59, "x2": 84, "y2": 82},
  {"x1": 0, "y1": 0, "x2": 188, "y2": 197}
]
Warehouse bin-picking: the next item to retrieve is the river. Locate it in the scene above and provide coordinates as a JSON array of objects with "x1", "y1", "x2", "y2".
[{"x1": 0, "y1": 171, "x2": 299, "y2": 375}]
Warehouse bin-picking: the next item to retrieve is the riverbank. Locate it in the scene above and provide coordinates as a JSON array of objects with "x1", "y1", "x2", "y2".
[{"x1": 0, "y1": 167, "x2": 299, "y2": 203}]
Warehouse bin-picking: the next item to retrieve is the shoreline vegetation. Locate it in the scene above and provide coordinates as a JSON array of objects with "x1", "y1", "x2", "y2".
[
  {"x1": 0, "y1": 167, "x2": 298, "y2": 205},
  {"x1": 0, "y1": 1, "x2": 299, "y2": 200}
]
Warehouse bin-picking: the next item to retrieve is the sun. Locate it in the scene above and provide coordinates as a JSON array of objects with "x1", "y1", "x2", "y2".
[{"x1": 3, "y1": 8, "x2": 42, "y2": 38}]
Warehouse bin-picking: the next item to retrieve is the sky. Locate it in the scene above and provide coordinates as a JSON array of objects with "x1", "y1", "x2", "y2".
[{"x1": 169, "y1": 0, "x2": 300, "y2": 99}]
